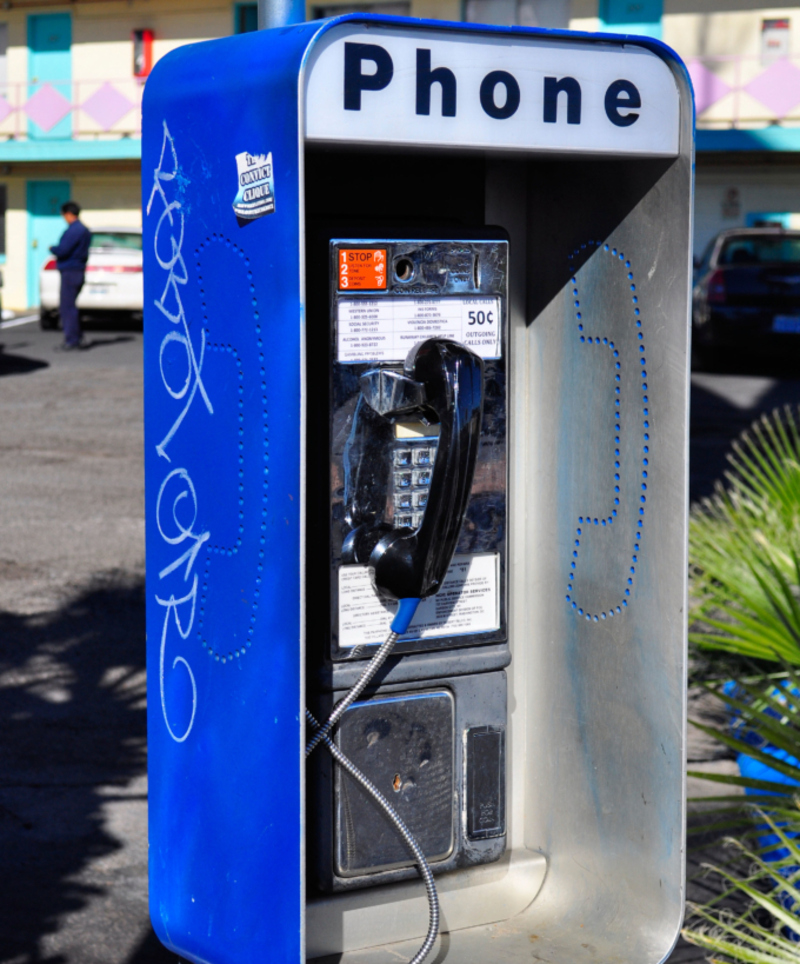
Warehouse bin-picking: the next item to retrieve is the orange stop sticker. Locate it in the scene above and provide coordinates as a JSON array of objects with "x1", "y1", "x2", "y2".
[{"x1": 339, "y1": 248, "x2": 387, "y2": 290}]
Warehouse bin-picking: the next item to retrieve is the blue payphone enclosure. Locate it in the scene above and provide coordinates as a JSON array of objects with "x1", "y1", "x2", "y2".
[
  {"x1": 144, "y1": 16, "x2": 692, "y2": 964},
  {"x1": 143, "y1": 23, "x2": 318, "y2": 963}
]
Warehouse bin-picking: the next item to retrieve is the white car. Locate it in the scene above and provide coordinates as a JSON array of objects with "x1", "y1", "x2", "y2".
[{"x1": 39, "y1": 227, "x2": 143, "y2": 329}]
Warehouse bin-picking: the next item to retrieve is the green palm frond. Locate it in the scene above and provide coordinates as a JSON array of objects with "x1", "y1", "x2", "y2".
[
  {"x1": 683, "y1": 813, "x2": 800, "y2": 964},
  {"x1": 690, "y1": 406, "x2": 800, "y2": 663},
  {"x1": 685, "y1": 407, "x2": 800, "y2": 958},
  {"x1": 684, "y1": 672, "x2": 800, "y2": 962}
]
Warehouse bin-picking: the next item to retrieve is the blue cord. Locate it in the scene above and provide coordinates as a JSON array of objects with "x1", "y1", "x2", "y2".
[{"x1": 391, "y1": 597, "x2": 421, "y2": 634}]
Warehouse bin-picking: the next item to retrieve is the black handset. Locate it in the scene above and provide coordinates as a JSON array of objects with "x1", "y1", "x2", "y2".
[{"x1": 343, "y1": 338, "x2": 484, "y2": 601}]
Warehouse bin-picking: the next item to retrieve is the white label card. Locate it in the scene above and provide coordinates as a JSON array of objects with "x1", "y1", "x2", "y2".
[
  {"x1": 338, "y1": 552, "x2": 500, "y2": 648},
  {"x1": 337, "y1": 296, "x2": 502, "y2": 363}
]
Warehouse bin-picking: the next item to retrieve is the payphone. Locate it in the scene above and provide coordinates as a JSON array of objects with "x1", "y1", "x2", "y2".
[
  {"x1": 305, "y1": 234, "x2": 509, "y2": 894},
  {"x1": 143, "y1": 14, "x2": 693, "y2": 964}
]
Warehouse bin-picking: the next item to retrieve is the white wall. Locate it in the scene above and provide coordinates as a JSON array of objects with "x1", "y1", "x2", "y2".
[{"x1": 695, "y1": 166, "x2": 800, "y2": 256}]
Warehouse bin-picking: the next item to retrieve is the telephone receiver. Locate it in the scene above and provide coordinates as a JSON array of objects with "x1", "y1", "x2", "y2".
[{"x1": 342, "y1": 337, "x2": 484, "y2": 602}]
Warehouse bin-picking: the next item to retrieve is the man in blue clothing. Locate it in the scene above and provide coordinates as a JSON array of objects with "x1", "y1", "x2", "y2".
[{"x1": 49, "y1": 201, "x2": 91, "y2": 350}]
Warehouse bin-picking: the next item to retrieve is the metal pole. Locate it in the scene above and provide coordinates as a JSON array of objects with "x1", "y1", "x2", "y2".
[{"x1": 258, "y1": 0, "x2": 305, "y2": 29}]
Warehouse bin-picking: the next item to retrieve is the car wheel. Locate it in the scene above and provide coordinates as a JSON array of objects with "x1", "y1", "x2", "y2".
[{"x1": 39, "y1": 309, "x2": 59, "y2": 330}]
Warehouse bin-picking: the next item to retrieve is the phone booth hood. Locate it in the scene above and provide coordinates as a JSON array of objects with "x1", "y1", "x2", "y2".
[{"x1": 143, "y1": 15, "x2": 693, "y2": 964}]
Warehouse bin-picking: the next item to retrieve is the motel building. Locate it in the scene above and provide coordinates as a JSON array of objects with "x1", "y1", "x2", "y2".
[{"x1": 0, "y1": 0, "x2": 799, "y2": 311}]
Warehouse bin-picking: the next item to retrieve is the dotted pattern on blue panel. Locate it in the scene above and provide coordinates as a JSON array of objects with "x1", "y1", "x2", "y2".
[
  {"x1": 194, "y1": 234, "x2": 269, "y2": 664},
  {"x1": 565, "y1": 241, "x2": 649, "y2": 623}
]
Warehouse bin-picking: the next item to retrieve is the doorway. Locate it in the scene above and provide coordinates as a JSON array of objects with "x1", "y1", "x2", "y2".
[{"x1": 27, "y1": 180, "x2": 70, "y2": 307}]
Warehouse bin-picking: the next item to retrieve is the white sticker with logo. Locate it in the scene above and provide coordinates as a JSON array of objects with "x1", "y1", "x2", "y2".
[
  {"x1": 338, "y1": 552, "x2": 500, "y2": 648},
  {"x1": 337, "y1": 295, "x2": 501, "y2": 362},
  {"x1": 305, "y1": 24, "x2": 681, "y2": 157},
  {"x1": 232, "y1": 151, "x2": 275, "y2": 221}
]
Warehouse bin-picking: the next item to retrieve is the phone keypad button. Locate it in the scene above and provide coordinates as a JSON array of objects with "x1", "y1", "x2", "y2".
[
  {"x1": 413, "y1": 448, "x2": 433, "y2": 465},
  {"x1": 413, "y1": 492, "x2": 428, "y2": 509},
  {"x1": 393, "y1": 450, "x2": 413, "y2": 467},
  {"x1": 396, "y1": 514, "x2": 415, "y2": 528},
  {"x1": 395, "y1": 492, "x2": 413, "y2": 510},
  {"x1": 412, "y1": 469, "x2": 431, "y2": 487},
  {"x1": 395, "y1": 472, "x2": 413, "y2": 489}
]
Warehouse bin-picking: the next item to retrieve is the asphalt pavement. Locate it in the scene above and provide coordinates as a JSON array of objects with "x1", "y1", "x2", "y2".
[
  {"x1": 0, "y1": 318, "x2": 175, "y2": 964},
  {"x1": 1, "y1": 320, "x2": 799, "y2": 963}
]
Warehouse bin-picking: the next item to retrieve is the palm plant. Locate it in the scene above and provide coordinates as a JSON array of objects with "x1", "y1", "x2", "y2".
[
  {"x1": 684, "y1": 667, "x2": 800, "y2": 962},
  {"x1": 690, "y1": 406, "x2": 800, "y2": 663},
  {"x1": 683, "y1": 407, "x2": 800, "y2": 959},
  {"x1": 684, "y1": 814, "x2": 800, "y2": 963}
]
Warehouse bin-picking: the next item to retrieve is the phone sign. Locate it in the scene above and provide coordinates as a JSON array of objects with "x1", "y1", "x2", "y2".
[{"x1": 339, "y1": 248, "x2": 387, "y2": 290}]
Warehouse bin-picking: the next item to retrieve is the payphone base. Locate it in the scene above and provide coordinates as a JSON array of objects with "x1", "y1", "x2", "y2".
[
  {"x1": 308, "y1": 669, "x2": 507, "y2": 893},
  {"x1": 306, "y1": 847, "x2": 547, "y2": 959}
]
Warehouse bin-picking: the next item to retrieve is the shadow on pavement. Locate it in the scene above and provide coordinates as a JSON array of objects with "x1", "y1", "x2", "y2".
[
  {"x1": 83, "y1": 336, "x2": 136, "y2": 351},
  {"x1": 0, "y1": 343, "x2": 49, "y2": 377},
  {"x1": 690, "y1": 370, "x2": 800, "y2": 503},
  {"x1": 80, "y1": 314, "x2": 143, "y2": 334},
  {"x1": 694, "y1": 348, "x2": 800, "y2": 380},
  {"x1": 127, "y1": 929, "x2": 182, "y2": 964},
  {"x1": 0, "y1": 574, "x2": 177, "y2": 964}
]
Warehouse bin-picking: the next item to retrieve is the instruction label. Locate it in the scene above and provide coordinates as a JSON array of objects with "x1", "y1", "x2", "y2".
[
  {"x1": 338, "y1": 248, "x2": 388, "y2": 290},
  {"x1": 338, "y1": 552, "x2": 500, "y2": 648},
  {"x1": 337, "y1": 296, "x2": 502, "y2": 363}
]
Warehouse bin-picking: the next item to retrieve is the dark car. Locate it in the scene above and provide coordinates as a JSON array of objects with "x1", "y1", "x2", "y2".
[{"x1": 692, "y1": 228, "x2": 800, "y2": 365}]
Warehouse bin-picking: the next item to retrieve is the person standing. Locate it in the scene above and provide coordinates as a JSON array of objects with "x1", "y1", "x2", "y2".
[{"x1": 49, "y1": 201, "x2": 91, "y2": 351}]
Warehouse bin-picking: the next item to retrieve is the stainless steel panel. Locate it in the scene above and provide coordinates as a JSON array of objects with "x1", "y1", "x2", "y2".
[{"x1": 317, "y1": 44, "x2": 692, "y2": 964}]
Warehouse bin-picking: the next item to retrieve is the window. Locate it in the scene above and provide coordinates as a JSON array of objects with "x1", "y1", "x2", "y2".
[
  {"x1": 694, "y1": 236, "x2": 715, "y2": 276},
  {"x1": 235, "y1": 3, "x2": 258, "y2": 33},
  {"x1": 90, "y1": 231, "x2": 142, "y2": 251},
  {"x1": 718, "y1": 235, "x2": 800, "y2": 266},
  {"x1": 0, "y1": 184, "x2": 7, "y2": 257},
  {"x1": 762, "y1": 18, "x2": 790, "y2": 66},
  {"x1": 312, "y1": 2, "x2": 410, "y2": 18},
  {"x1": 463, "y1": 0, "x2": 569, "y2": 28},
  {"x1": 0, "y1": 24, "x2": 8, "y2": 89},
  {"x1": 598, "y1": 0, "x2": 662, "y2": 39}
]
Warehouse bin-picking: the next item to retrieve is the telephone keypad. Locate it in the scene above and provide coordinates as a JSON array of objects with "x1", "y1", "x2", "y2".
[{"x1": 390, "y1": 438, "x2": 438, "y2": 529}]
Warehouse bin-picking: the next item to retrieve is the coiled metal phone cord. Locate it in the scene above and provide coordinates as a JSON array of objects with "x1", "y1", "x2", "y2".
[
  {"x1": 306, "y1": 597, "x2": 439, "y2": 964},
  {"x1": 305, "y1": 629, "x2": 401, "y2": 758},
  {"x1": 306, "y1": 704, "x2": 440, "y2": 964}
]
